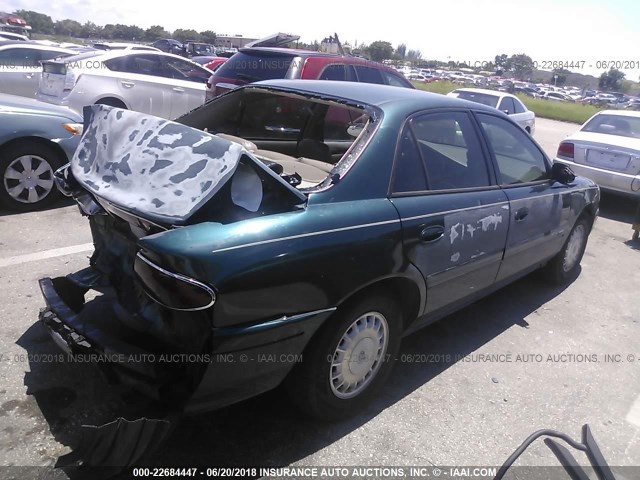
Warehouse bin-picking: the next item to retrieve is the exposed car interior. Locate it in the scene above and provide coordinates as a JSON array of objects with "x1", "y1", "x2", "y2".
[{"x1": 179, "y1": 88, "x2": 371, "y2": 188}]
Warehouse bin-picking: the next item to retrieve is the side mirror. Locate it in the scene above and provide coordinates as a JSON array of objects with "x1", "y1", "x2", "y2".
[
  {"x1": 551, "y1": 162, "x2": 576, "y2": 184},
  {"x1": 503, "y1": 109, "x2": 510, "y2": 115}
]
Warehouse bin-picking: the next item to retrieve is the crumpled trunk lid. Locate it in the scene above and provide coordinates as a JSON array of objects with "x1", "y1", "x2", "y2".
[{"x1": 71, "y1": 105, "x2": 305, "y2": 226}]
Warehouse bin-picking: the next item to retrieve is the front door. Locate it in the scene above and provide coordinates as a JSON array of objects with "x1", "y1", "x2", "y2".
[{"x1": 474, "y1": 112, "x2": 572, "y2": 281}]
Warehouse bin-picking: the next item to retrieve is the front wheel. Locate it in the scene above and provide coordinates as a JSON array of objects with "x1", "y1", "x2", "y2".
[
  {"x1": 543, "y1": 217, "x2": 590, "y2": 284},
  {"x1": 286, "y1": 293, "x2": 402, "y2": 420}
]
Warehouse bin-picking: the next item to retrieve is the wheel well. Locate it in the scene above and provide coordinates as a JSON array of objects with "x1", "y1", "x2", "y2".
[
  {"x1": 0, "y1": 136, "x2": 68, "y2": 164},
  {"x1": 579, "y1": 203, "x2": 598, "y2": 232},
  {"x1": 338, "y1": 277, "x2": 421, "y2": 331},
  {"x1": 96, "y1": 97, "x2": 127, "y2": 108}
]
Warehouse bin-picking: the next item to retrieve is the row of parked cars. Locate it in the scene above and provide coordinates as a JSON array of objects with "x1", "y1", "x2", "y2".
[
  {"x1": 0, "y1": 40, "x2": 413, "y2": 211},
  {"x1": 0, "y1": 38, "x2": 638, "y2": 212}
]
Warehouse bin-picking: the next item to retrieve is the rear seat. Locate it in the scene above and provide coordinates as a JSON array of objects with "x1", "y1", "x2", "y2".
[{"x1": 215, "y1": 133, "x2": 334, "y2": 186}]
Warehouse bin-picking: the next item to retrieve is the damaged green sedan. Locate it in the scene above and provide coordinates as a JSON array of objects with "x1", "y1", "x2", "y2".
[{"x1": 39, "y1": 80, "x2": 599, "y2": 430}]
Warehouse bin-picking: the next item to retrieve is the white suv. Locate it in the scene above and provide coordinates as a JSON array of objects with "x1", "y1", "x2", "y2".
[{"x1": 37, "y1": 50, "x2": 213, "y2": 119}]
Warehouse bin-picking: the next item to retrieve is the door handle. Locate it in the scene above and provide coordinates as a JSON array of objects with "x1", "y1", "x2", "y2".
[
  {"x1": 121, "y1": 81, "x2": 135, "y2": 88},
  {"x1": 515, "y1": 207, "x2": 529, "y2": 222},
  {"x1": 25, "y1": 73, "x2": 34, "y2": 79},
  {"x1": 419, "y1": 225, "x2": 444, "y2": 243},
  {"x1": 172, "y1": 87, "x2": 185, "y2": 93}
]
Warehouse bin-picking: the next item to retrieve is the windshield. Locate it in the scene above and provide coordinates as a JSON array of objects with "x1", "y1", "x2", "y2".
[
  {"x1": 213, "y1": 52, "x2": 294, "y2": 84},
  {"x1": 454, "y1": 90, "x2": 499, "y2": 108},
  {"x1": 581, "y1": 114, "x2": 640, "y2": 139}
]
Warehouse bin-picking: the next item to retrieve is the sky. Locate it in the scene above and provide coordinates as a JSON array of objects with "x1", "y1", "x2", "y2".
[{"x1": 7, "y1": 0, "x2": 640, "y2": 80}]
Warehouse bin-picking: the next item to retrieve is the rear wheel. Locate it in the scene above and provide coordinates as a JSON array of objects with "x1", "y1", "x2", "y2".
[
  {"x1": 0, "y1": 142, "x2": 63, "y2": 212},
  {"x1": 96, "y1": 98, "x2": 127, "y2": 108},
  {"x1": 543, "y1": 217, "x2": 590, "y2": 284},
  {"x1": 286, "y1": 293, "x2": 402, "y2": 420}
]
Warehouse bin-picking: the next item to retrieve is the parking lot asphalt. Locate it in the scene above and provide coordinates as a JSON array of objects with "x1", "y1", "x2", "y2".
[{"x1": 0, "y1": 117, "x2": 638, "y2": 476}]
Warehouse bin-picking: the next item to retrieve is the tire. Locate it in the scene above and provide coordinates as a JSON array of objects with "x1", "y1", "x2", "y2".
[
  {"x1": 543, "y1": 217, "x2": 590, "y2": 284},
  {"x1": 95, "y1": 98, "x2": 127, "y2": 108},
  {"x1": 0, "y1": 141, "x2": 64, "y2": 212},
  {"x1": 285, "y1": 293, "x2": 402, "y2": 420}
]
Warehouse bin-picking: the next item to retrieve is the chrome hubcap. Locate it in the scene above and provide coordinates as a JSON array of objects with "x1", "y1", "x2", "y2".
[
  {"x1": 330, "y1": 311, "x2": 389, "y2": 399},
  {"x1": 563, "y1": 224, "x2": 586, "y2": 272},
  {"x1": 3, "y1": 155, "x2": 54, "y2": 204}
]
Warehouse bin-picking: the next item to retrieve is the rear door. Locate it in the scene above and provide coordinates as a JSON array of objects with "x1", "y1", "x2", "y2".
[
  {"x1": 159, "y1": 56, "x2": 209, "y2": 118},
  {"x1": 0, "y1": 47, "x2": 64, "y2": 97},
  {"x1": 390, "y1": 110, "x2": 509, "y2": 316},
  {"x1": 474, "y1": 112, "x2": 572, "y2": 281},
  {"x1": 106, "y1": 54, "x2": 171, "y2": 117}
]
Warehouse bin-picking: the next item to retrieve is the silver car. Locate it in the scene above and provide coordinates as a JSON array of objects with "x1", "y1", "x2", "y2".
[
  {"x1": 0, "y1": 41, "x2": 72, "y2": 98},
  {"x1": 555, "y1": 110, "x2": 640, "y2": 197},
  {"x1": 37, "y1": 50, "x2": 213, "y2": 119},
  {"x1": 0, "y1": 93, "x2": 83, "y2": 211},
  {"x1": 447, "y1": 88, "x2": 536, "y2": 134}
]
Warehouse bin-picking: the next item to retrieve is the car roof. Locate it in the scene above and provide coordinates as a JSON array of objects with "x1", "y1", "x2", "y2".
[
  {"x1": 0, "y1": 41, "x2": 70, "y2": 50},
  {"x1": 238, "y1": 47, "x2": 386, "y2": 62},
  {"x1": 240, "y1": 46, "x2": 335, "y2": 56},
  {"x1": 56, "y1": 49, "x2": 198, "y2": 64},
  {"x1": 452, "y1": 87, "x2": 507, "y2": 98},
  {"x1": 250, "y1": 80, "x2": 501, "y2": 114},
  {"x1": 594, "y1": 110, "x2": 640, "y2": 118}
]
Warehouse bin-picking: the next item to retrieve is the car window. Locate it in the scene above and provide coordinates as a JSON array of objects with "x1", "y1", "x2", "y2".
[
  {"x1": 476, "y1": 113, "x2": 548, "y2": 184},
  {"x1": 498, "y1": 97, "x2": 516, "y2": 114},
  {"x1": 324, "y1": 105, "x2": 365, "y2": 141},
  {"x1": 214, "y1": 52, "x2": 294, "y2": 83},
  {"x1": 354, "y1": 66, "x2": 384, "y2": 85},
  {"x1": 581, "y1": 114, "x2": 640, "y2": 139},
  {"x1": 319, "y1": 64, "x2": 346, "y2": 81},
  {"x1": 454, "y1": 90, "x2": 499, "y2": 108},
  {"x1": 163, "y1": 57, "x2": 210, "y2": 83},
  {"x1": 0, "y1": 48, "x2": 40, "y2": 67},
  {"x1": 392, "y1": 127, "x2": 428, "y2": 193},
  {"x1": 410, "y1": 112, "x2": 491, "y2": 190},
  {"x1": 381, "y1": 70, "x2": 411, "y2": 87},
  {"x1": 513, "y1": 98, "x2": 526, "y2": 114},
  {"x1": 122, "y1": 54, "x2": 165, "y2": 76},
  {"x1": 237, "y1": 93, "x2": 311, "y2": 140}
]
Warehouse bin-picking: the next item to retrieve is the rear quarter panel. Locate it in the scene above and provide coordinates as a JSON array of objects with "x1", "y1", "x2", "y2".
[{"x1": 137, "y1": 199, "x2": 422, "y2": 328}]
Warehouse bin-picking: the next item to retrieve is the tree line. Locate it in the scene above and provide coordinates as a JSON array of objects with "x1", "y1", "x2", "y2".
[{"x1": 14, "y1": 10, "x2": 216, "y2": 43}]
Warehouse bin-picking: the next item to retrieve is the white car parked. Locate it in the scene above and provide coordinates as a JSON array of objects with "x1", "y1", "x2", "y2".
[
  {"x1": 447, "y1": 88, "x2": 535, "y2": 134},
  {"x1": 91, "y1": 42, "x2": 161, "y2": 52},
  {"x1": 0, "y1": 41, "x2": 72, "y2": 98},
  {"x1": 555, "y1": 110, "x2": 640, "y2": 197},
  {"x1": 542, "y1": 91, "x2": 573, "y2": 102},
  {"x1": 37, "y1": 50, "x2": 213, "y2": 119},
  {"x1": 0, "y1": 31, "x2": 28, "y2": 41}
]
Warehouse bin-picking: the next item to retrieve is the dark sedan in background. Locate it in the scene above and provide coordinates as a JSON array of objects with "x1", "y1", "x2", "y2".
[
  {"x1": 0, "y1": 93, "x2": 83, "y2": 211},
  {"x1": 39, "y1": 81, "x2": 598, "y2": 438}
]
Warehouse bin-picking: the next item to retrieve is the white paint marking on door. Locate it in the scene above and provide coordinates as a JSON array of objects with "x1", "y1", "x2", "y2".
[{"x1": 0, "y1": 243, "x2": 94, "y2": 268}]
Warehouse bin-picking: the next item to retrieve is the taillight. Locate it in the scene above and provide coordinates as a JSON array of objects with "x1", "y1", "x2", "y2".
[
  {"x1": 557, "y1": 142, "x2": 574, "y2": 159},
  {"x1": 134, "y1": 253, "x2": 216, "y2": 311},
  {"x1": 63, "y1": 69, "x2": 77, "y2": 92}
]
